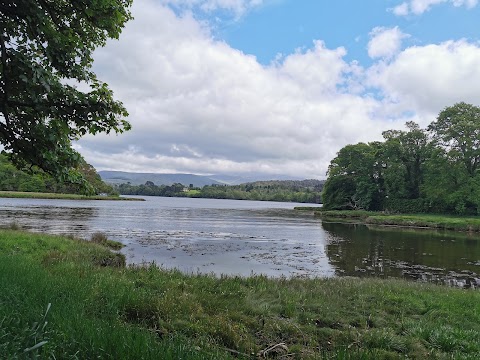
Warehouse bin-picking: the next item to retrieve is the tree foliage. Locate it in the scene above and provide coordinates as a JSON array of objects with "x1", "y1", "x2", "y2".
[
  {"x1": 116, "y1": 180, "x2": 324, "y2": 203},
  {"x1": 0, "y1": 0, "x2": 132, "y2": 185},
  {"x1": 429, "y1": 102, "x2": 480, "y2": 176},
  {"x1": 382, "y1": 121, "x2": 431, "y2": 199},
  {"x1": 0, "y1": 153, "x2": 116, "y2": 195},
  {"x1": 323, "y1": 103, "x2": 480, "y2": 215},
  {"x1": 323, "y1": 143, "x2": 383, "y2": 210}
]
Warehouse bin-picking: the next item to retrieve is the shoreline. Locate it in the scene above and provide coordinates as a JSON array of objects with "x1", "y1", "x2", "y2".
[
  {"x1": 297, "y1": 209, "x2": 480, "y2": 232},
  {"x1": 1, "y1": 229, "x2": 479, "y2": 359},
  {"x1": 0, "y1": 191, "x2": 145, "y2": 201}
]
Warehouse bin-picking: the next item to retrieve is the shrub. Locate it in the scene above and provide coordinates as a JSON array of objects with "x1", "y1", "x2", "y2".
[
  {"x1": 384, "y1": 198, "x2": 428, "y2": 214},
  {"x1": 90, "y1": 232, "x2": 109, "y2": 244}
]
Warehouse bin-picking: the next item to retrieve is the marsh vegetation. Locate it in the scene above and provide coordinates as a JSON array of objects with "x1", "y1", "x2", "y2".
[{"x1": 1, "y1": 230, "x2": 479, "y2": 359}]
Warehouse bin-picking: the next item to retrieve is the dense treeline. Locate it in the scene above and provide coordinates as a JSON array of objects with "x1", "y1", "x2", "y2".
[
  {"x1": 116, "y1": 180, "x2": 323, "y2": 203},
  {"x1": 116, "y1": 182, "x2": 187, "y2": 197},
  {"x1": 322, "y1": 102, "x2": 480, "y2": 215},
  {"x1": 195, "y1": 180, "x2": 323, "y2": 203},
  {"x1": 0, "y1": 154, "x2": 116, "y2": 195}
]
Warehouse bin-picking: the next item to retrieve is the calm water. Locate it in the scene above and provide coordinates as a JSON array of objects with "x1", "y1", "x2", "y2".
[{"x1": 0, "y1": 196, "x2": 479, "y2": 287}]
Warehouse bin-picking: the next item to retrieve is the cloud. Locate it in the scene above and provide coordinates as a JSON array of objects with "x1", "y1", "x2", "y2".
[
  {"x1": 160, "y1": 0, "x2": 265, "y2": 18},
  {"x1": 392, "y1": 0, "x2": 478, "y2": 15},
  {"x1": 392, "y1": 2, "x2": 410, "y2": 15},
  {"x1": 81, "y1": 0, "x2": 388, "y2": 178},
  {"x1": 452, "y1": 0, "x2": 478, "y2": 8},
  {"x1": 411, "y1": 0, "x2": 447, "y2": 14},
  {"x1": 367, "y1": 40, "x2": 480, "y2": 116},
  {"x1": 367, "y1": 27, "x2": 410, "y2": 59},
  {"x1": 78, "y1": 0, "x2": 480, "y2": 179}
]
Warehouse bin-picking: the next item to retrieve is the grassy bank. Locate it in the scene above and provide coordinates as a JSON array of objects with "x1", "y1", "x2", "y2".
[
  {"x1": 293, "y1": 206, "x2": 324, "y2": 212},
  {"x1": 366, "y1": 214, "x2": 480, "y2": 232},
  {"x1": 302, "y1": 209, "x2": 375, "y2": 219},
  {"x1": 1, "y1": 230, "x2": 479, "y2": 359},
  {"x1": 0, "y1": 190, "x2": 144, "y2": 201},
  {"x1": 310, "y1": 209, "x2": 480, "y2": 232}
]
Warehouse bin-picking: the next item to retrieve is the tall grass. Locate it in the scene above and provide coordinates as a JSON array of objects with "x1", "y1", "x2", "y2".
[
  {"x1": 90, "y1": 231, "x2": 125, "y2": 251},
  {"x1": 1, "y1": 229, "x2": 479, "y2": 359}
]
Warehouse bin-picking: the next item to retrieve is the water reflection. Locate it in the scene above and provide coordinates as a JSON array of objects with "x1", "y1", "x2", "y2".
[
  {"x1": 0, "y1": 197, "x2": 332, "y2": 278},
  {"x1": 322, "y1": 221, "x2": 480, "y2": 288},
  {"x1": 1, "y1": 197, "x2": 479, "y2": 287},
  {"x1": 0, "y1": 203, "x2": 96, "y2": 234}
]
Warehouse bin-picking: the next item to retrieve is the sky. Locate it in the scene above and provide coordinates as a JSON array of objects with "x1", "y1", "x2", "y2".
[{"x1": 75, "y1": 0, "x2": 480, "y2": 179}]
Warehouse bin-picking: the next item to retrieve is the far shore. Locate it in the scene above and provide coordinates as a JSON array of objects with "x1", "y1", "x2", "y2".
[
  {"x1": 0, "y1": 191, "x2": 145, "y2": 201},
  {"x1": 295, "y1": 208, "x2": 480, "y2": 232}
]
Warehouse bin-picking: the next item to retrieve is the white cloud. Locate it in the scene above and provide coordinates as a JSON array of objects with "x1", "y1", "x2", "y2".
[
  {"x1": 411, "y1": 0, "x2": 446, "y2": 14},
  {"x1": 367, "y1": 40, "x2": 480, "y2": 117},
  {"x1": 160, "y1": 0, "x2": 265, "y2": 17},
  {"x1": 452, "y1": 0, "x2": 479, "y2": 8},
  {"x1": 78, "y1": 0, "x2": 480, "y2": 179},
  {"x1": 81, "y1": 0, "x2": 388, "y2": 178},
  {"x1": 392, "y1": 2, "x2": 410, "y2": 15},
  {"x1": 367, "y1": 27, "x2": 409, "y2": 59},
  {"x1": 392, "y1": 0, "x2": 478, "y2": 15}
]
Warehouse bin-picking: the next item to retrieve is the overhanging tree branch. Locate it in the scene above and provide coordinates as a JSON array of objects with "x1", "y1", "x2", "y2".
[{"x1": 0, "y1": 0, "x2": 133, "y2": 192}]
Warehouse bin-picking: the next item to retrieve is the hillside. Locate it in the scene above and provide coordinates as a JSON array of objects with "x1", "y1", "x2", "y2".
[
  {"x1": 98, "y1": 171, "x2": 223, "y2": 187},
  {"x1": 115, "y1": 178, "x2": 324, "y2": 203},
  {"x1": 208, "y1": 173, "x2": 304, "y2": 185},
  {"x1": 99, "y1": 171, "x2": 312, "y2": 187},
  {"x1": 241, "y1": 179, "x2": 324, "y2": 189}
]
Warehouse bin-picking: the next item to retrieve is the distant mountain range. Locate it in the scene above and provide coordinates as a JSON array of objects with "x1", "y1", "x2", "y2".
[{"x1": 98, "y1": 170, "x2": 307, "y2": 187}]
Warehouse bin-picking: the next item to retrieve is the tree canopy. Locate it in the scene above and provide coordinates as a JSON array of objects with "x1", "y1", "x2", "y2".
[
  {"x1": 0, "y1": 0, "x2": 132, "y2": 186},
  {"x1": 322, "y1": 103, "x2": 480, "y2": 215},
  {"x1": 116, "y1": 180, "x2": 324, "y2": 203},
  {"x1": 0, "y1": 153, "x2": 116, "y2": 195}
]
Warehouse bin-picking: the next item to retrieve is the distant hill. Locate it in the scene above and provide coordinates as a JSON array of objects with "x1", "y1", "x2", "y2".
[
  {"x1": 99, "y1": 170, "x2": 321, "y2": 188},
  {"x1": 242, "y1": 179, "x2": 324, "y2": 189},
  {"x1": 113, "y1": 176, "x2": 325, "y2": 203},
  {"x1": 98, "y1": 171, "x2": 223, "y2": 188},
  {"x1": 208, "y1": 173, "x2": 304, "y2": 185}
]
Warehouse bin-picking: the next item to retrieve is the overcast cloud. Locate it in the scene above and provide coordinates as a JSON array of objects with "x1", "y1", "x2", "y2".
[{"x1": 75, "y1": 0, "x2": 480, "y2": 179}]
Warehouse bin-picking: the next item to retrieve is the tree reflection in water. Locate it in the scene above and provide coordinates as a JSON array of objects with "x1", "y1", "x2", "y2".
[
  {"x1": 322, "y1": 221, "x2": 480, "y2": 288},
  {"x1": 0, "y1": 205, "x2": 95, "y2": 235}
]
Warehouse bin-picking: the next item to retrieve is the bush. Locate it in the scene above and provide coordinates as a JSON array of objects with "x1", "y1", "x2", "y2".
[
  {"x1": 89, "y1": 232, "x2": 124, "y2": 250},
  {"x1": 90, "y1": 232, "x2": 109, "y2": 244},
  {"x1": 384, "y1": 198, "x2": 429, "y2": 214}
]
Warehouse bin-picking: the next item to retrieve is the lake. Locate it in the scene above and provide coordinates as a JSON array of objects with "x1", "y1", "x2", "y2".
[{"x1": 0, "y1": 196, "x2": 479, "y2": 287}]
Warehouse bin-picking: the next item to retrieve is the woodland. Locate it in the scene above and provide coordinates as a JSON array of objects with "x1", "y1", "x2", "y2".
[{"x1": 322, "y1": 102, "x2": 480, "y2": 215}]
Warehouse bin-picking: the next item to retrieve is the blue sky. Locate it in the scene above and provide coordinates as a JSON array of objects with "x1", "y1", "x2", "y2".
[
  {"x1": 78, "y1": 0, "x2": 480, "y2": 179},
  {"x1": 219, "y1": 0, "x2": 479, "y2": 65},
  {"x1": 223, "y1": 1, "x2": 402, "y2": 65}
]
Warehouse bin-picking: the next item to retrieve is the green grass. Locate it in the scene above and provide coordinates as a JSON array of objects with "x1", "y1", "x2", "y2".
[
  {"x1": 294, "y1": 206, "x2": 323, "y2": 211},
  {"x1": 366, "y1": 214, "x2": 480, "y2": 231},
  {"x1": 90, "y1": 231, "x2": 125, "y2": 250},
  {"x1": 313, "y1": 209, "x2": 380, "y2": 219},
  {"x1": 1, "y1": 230, "x2": 480, "y2": 359},
  {"x1": 0, "y1": 190, "x2": 144, "y2": 201},
  {"x1": 315, "y1": 210, "x2": 480, "y2": 232}
]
